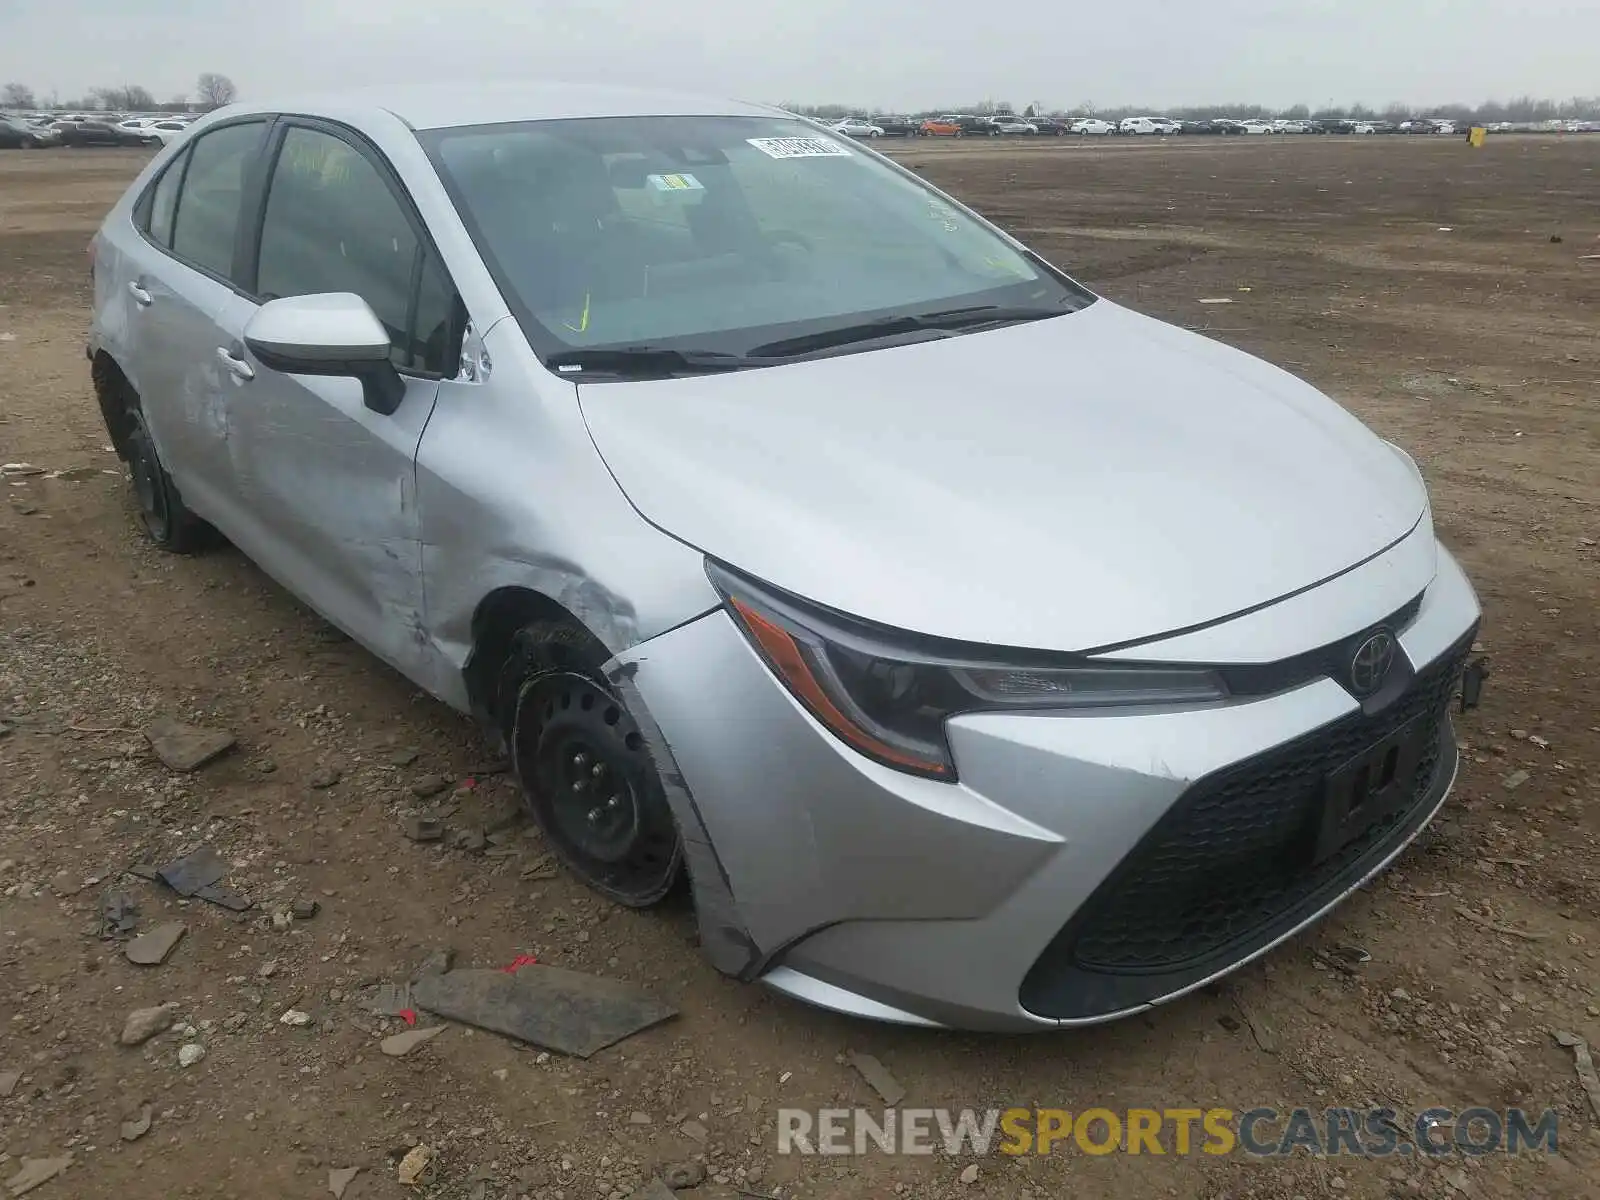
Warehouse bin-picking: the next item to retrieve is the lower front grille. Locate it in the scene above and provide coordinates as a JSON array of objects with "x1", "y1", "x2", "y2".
[{"x1": 1019, "y1": 630, "x2": 1474, "y2": 1021}]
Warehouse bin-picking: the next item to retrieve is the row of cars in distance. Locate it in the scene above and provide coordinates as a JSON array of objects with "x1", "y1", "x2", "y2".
[
  {"x1": 828, "y1": 114, "x2": 1118, "y2": 138},
  {"x1": 820, "y1": 113, "x2": 1600, "y2": 141},
  {"x1": 0, "y1": 111, "x2": 201, "y2": 149}
]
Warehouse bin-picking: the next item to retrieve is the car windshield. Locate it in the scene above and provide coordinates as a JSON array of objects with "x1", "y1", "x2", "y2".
[{"x1": 421, "y1": 115, "x2": 1092, "y2": 365}]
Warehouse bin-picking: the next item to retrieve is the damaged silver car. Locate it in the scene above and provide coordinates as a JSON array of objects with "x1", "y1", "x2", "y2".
[{"x1": 88, "y1": 84, "x2": 1484, "y2": 1030}]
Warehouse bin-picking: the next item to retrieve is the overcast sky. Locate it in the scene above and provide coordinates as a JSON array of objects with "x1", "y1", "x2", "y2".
[{"x1": 2, "y1": 0, "x2": 1595, "y2": 110}]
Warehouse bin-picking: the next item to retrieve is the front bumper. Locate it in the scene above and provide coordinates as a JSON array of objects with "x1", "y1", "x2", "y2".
[{"x1": 621, "y1": 543, "x2": 1481, "y2": 1031}]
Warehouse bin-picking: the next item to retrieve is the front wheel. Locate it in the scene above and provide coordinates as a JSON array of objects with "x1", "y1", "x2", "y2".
[{"x1": 503, "y1": 622, "x2": 683, "y2": 907}]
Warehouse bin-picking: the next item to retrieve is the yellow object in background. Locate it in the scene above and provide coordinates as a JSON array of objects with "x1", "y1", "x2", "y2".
[{"x1": 1469, "y1": 126, "x2": 1487, "y2": 147}]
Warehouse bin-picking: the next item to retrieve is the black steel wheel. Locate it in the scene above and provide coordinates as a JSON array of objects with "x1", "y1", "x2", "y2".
[
  {"x1": 124, "y1": 408, "x2": 211, "y2": 552},
  {"x1": 506, "y1": 623, "x2": 683, "y2": 906}
]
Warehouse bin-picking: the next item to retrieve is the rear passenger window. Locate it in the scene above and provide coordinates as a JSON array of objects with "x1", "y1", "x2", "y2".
[
  {"x1": 256, "y1": 126, "x2": 421, "y2": 369},
  {"x1": 171, "y1": 121, "x2": 266, "y2": 279},
  {"x1": 144, "y1": 151, "x2": 187, "y2": 247}
]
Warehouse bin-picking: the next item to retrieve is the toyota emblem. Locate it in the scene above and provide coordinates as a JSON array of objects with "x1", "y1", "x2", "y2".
[{"x1": 1349, "y1": 630, "x2": 1397, "y2": 697}]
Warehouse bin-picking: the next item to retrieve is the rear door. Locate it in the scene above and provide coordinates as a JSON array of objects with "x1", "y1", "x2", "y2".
[
  {"x1": 209, "y1": 119, "x2": 462, "y2": 677},
  {"x1": 117, "y1": 119, "x2": 271, "y2": 522}
]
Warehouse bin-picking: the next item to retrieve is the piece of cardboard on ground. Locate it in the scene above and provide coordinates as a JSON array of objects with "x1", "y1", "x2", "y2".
[{"x1": 411, "y1": 965, "x2": 675, "y2": 1058}]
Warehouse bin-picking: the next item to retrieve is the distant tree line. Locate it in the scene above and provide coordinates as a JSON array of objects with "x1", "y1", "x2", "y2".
[
  {"x1": 0, "y1": 73, "x2": 237, "y2": 112},
  {"x1": 782, "y1": 95, "x2": 1600, "y2": 122}
]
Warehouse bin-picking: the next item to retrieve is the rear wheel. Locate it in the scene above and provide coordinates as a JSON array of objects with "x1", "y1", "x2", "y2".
[
  {"x1": 124, "y1": 408, "x2": 212, "y2": 553},
  {"x1": 502, "y1": 622, "x2": 683, "y2": 906}
]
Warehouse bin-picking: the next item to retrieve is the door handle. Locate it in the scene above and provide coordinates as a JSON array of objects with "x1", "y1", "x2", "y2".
[
  {"x1": 216, "y1": 346, "x2": 255, "y2": 382},
  {"x1": 127, "y1": 281, "x2": 153, "y2": 306}
]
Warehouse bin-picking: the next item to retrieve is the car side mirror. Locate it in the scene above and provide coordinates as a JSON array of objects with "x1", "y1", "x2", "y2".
[{"x1": 243, "y1": 292, "x2": 406, "y2": 415}]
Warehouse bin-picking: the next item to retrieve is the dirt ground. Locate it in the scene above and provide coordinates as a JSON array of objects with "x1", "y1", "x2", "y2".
[{"x1": 1, "y1": 136, "x2": 1597, "y2": 1200}]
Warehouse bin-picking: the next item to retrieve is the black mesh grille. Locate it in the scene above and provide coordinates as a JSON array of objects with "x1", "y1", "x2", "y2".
[{"x1": 1062, "y1": 634, "x2": 1473, "y2": 976}]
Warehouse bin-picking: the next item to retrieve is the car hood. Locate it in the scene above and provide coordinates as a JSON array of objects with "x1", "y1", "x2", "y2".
[{"x1": 577, "y1": 300, "x2": 1427, "y2": 653}]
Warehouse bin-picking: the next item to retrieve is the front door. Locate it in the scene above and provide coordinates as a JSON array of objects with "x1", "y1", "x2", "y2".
[{"x1": 213, "y1": 120, "x2": 461, "y2": 682}]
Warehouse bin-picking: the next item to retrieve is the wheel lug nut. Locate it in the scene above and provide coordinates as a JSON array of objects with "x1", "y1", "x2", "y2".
[
  {"x1": 591, "y1": 763, "x2": 605, "y2": 778},
  {"x1": 587, "y1": 807, "x2": 602, "y2": 824},
  {"x1": 572, "y1": 752, "x2": 588, "y2": 768},
  {"x1": 606, "y1": 795, "x2": 620, "y2": 809},
  {"x1": 571, "y1": 780, "x2": 586, "y2": 793}
]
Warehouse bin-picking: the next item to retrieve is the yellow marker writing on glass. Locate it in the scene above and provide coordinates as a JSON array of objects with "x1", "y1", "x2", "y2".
[{"x1": 563, "y1": 292, "x2": 591, "y2": 334}]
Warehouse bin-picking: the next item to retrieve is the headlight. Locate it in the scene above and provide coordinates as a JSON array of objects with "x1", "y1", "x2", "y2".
[{"x1": 709, "y1": 563, "x2": 1228, "y2": 780}]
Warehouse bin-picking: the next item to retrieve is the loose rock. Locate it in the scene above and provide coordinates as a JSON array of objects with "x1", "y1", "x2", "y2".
[
  {"x1": 396, "y1": 1143, "x2": 433, "y2": 1185},
  {"x1": 0, "y1": 1069, "x2": 19, "y2": 1096},
  {"x1": 120, "y1": 1103, "x2": 153, "y2": 1142},
  {"x1": 679, "y1": 1118, "x2": 709, "y2": 1143},
  {"x1": 381, "y1": 1026, "x2": 446, "y2": 1057},
  {"x1": 328, "y1": 1166, "x2": 361, "y2": 1198},
  {"x1": 452, "y1": 826, "x2": 488, "y2": 853},
  {"x1": 125, "y1": 921, "x2": 187, "y2": 966},
  {"x1": 662, "y1": 1161, "x2": 707, "y2": 1188},
  {"x1": 120, "y1": 1003, "x2": 179, "y2": 1046},
  {"x1": 143, "y1": 718, "x2": 236, "y2": 772},
  {"x1": 308, "y1": 764, "x2": 343, "y2": 789},
  {"x1": 280, "y1": 1009, "x2": 312, "y2": 1027},
  {"x1": 4, "y1": 1155, "x2": 74, "y2": 1196},
  {"x1": 402, "y1": 815, "x2": 444, "y2": 843},
  {"x1": 627, "y1": 1182, "x2": 677, "y2": 1200},
  {"x1": 177, "y1": 1042, "x2": 206, "y2": 1068},
  {"x1": 411, "y1": 774, "x2": 450, "y2": 798},
  {"x1": 959, "y1": 1163, "x2": 980, "y2": 1185}
]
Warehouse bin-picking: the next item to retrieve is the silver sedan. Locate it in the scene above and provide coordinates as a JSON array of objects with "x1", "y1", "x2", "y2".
[{"x1": 87, "y1": 84, "x2": 1483, "y2": 1030}]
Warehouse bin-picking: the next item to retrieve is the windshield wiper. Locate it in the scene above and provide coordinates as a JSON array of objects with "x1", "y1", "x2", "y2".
[
  {"x1": 745, "y1": 304, "x2": 1068, "y2": 359},
  {"x1": 546, "y1": 346, "x2": 767, "y2": 379}
]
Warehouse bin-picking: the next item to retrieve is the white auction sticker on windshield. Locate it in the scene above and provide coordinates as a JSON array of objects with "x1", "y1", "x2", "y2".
[{"x1": 746, "y1": 136, "x2": 852, "y2": 159}]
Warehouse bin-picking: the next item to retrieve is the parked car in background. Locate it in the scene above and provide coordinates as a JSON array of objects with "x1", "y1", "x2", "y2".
[
  {"x1": 1239, "y1": 120, "x2": 1273, "y2": 135},
  {"x1": 870, "y1": 116, "x2": 921, "y2": 137},
  {"x1": 86, "y1": 82, "x2": 1484, "y2": 1033},
  {"x1": 0, "y1": 116, "x2": 59, "y2": 148},
  {"x1": 1210, "y1": 119, "x2": 1247, "y2": 135},
  {"x1": 919, "y1": 115, "x2": 962, "y2": 136},
  {"x1": 143, "y1": 119, "x2": 193, "y2": 147},
  {"x1": 1030, "y1": 117, "x2": 1068, "y2": 135},
  {"x1": 1151, "y1": 118, "x2": 1182, "y2": 135},
  {"x1": 1432, "y1": 121, "x2": 1458, "y2": 136},
  {"x1": 1351, "y1": 122, "x2": 1378, "y2": 134},
  {"x1": 1071, "y1": 118, "x2": 1114, "y2": 136},
  {"x1": 1120, "y1": 117, "x2": 1160, "y2": 135},
  {"x1": 54, "y1": 118, "x2": 156, "y2": 147},
  {"x1": 988, "y1": 116, "x2": 1037, "y2": 135},
  {"x1": 830, "y1": 118, "x2": 884, "y2": 139}
]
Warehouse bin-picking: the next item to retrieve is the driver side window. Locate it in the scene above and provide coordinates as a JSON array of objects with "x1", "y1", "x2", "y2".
[{"x1": 254, "y1": 125, "x2": 459, "y2": 375}]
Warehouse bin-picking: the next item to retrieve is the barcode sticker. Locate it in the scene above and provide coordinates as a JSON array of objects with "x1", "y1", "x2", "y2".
[{"x1": 746, "y1": 136, "x2": 852, "y2": 160}]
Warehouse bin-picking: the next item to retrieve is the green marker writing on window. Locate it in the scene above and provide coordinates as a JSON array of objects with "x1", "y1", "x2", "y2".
[{"x1": 563, "y1": 292, "x2": 592, "y2": 334}]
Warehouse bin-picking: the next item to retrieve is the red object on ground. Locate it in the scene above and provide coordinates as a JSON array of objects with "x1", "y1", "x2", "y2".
[
  {"x1": 398, "y1": 1009, "x2": 418, "y2": 1026},
  {"x1": 499, "y1": 954, "x2": 539, "y2": 974}
]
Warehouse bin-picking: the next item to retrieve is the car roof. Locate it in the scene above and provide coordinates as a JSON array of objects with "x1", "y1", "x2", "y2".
[{"x1": 223, "y1": 82, "x2": 782, "y2": 132}]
